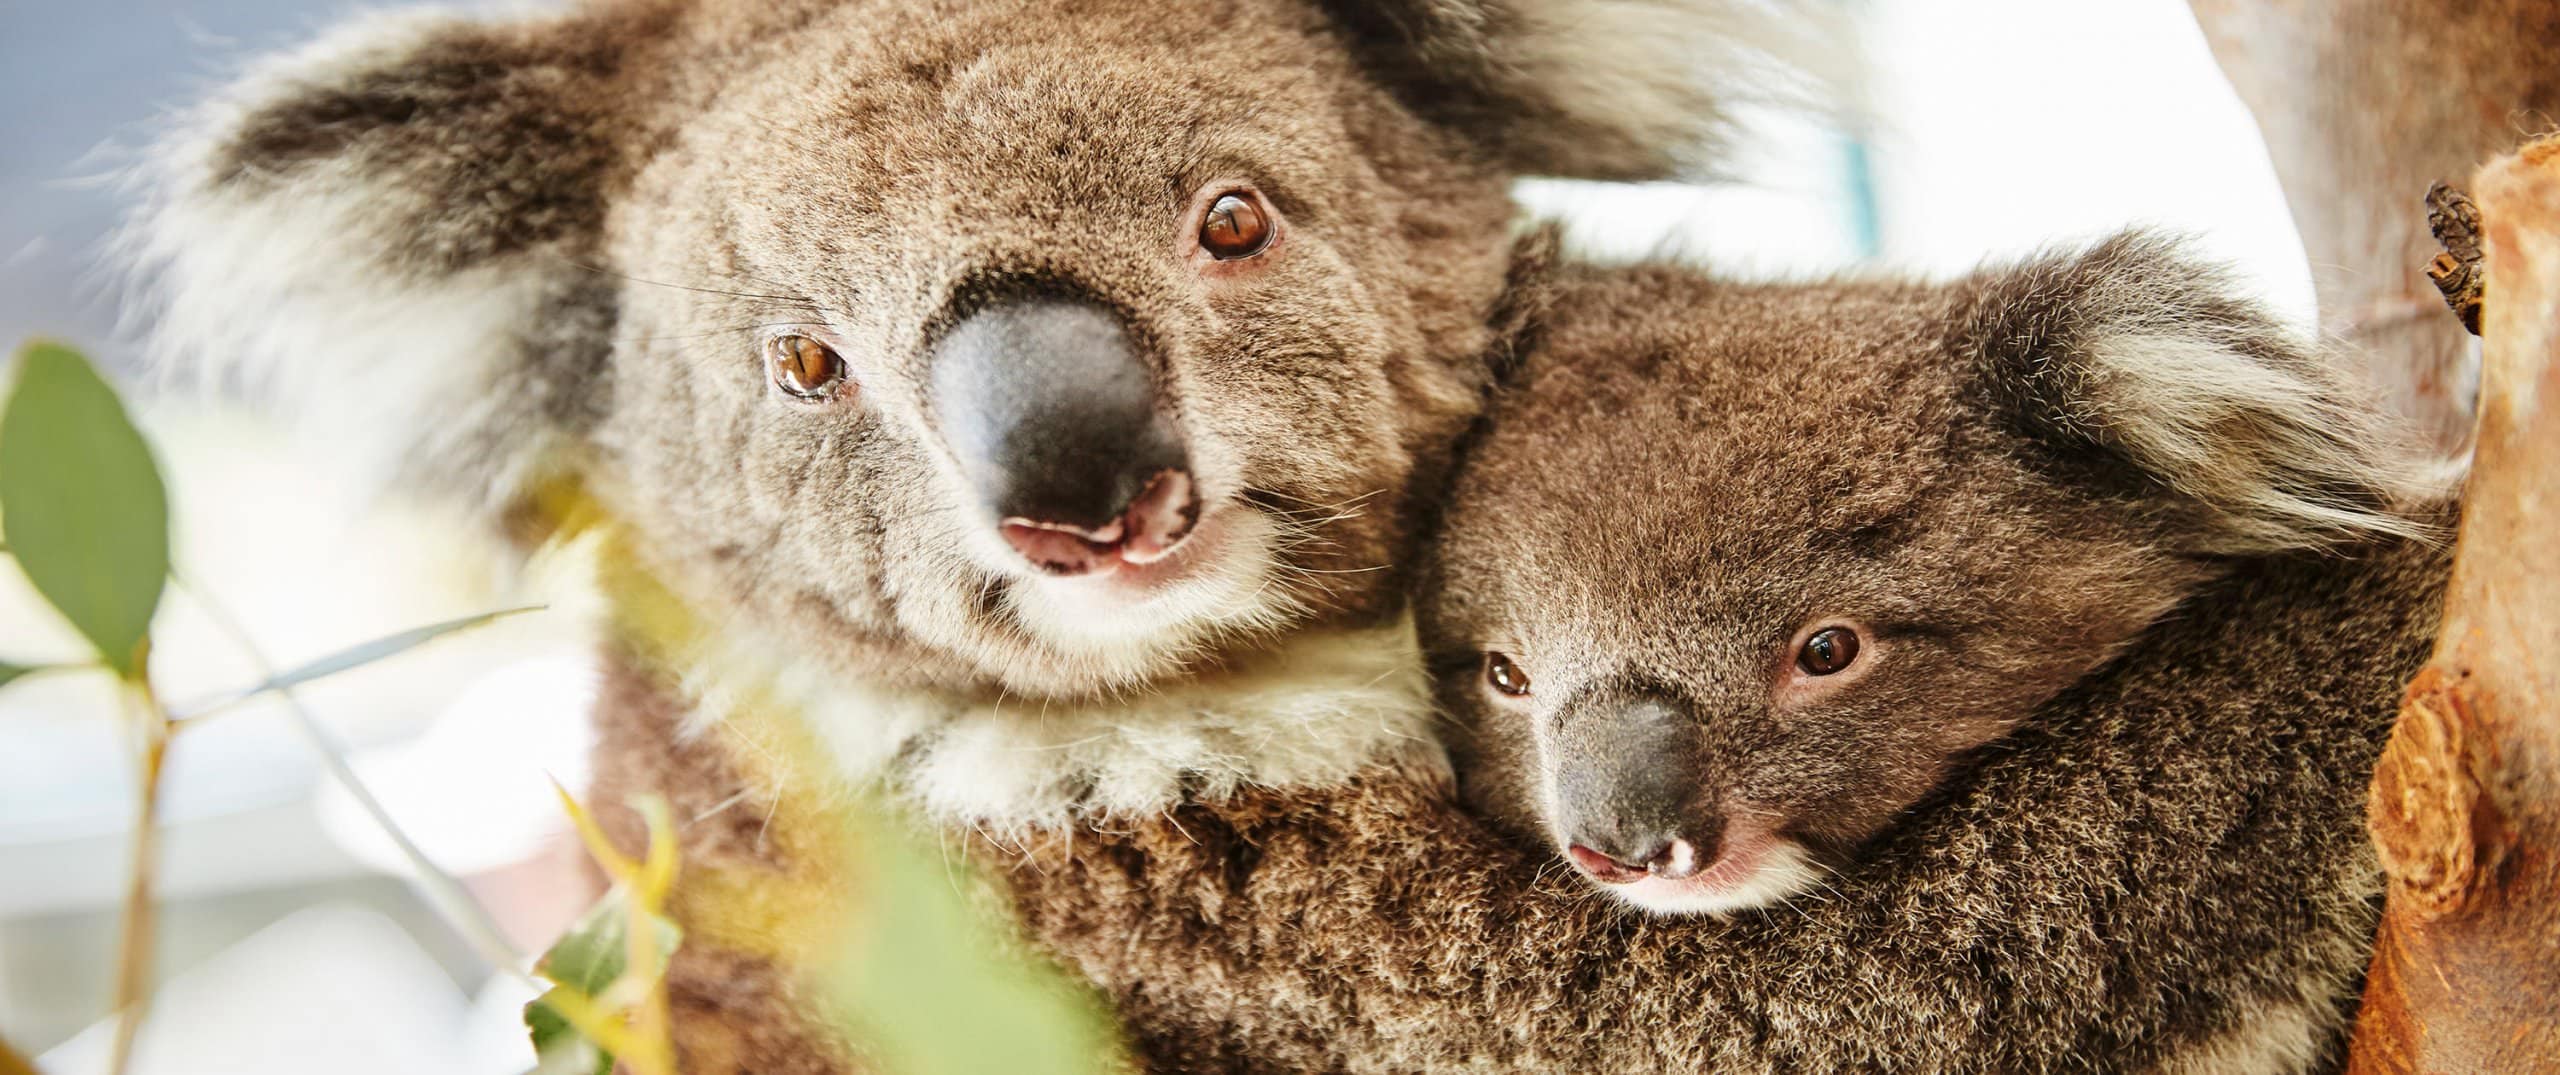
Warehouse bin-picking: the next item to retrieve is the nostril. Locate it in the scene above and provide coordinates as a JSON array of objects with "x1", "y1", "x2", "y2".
[
  {"x1": 999, "y1": 468, "x2": 1200, "y2": 577},
  {"x1": 1000, "y1": 519, "x2": 1119, "y2": 577},
  {"x1": 1116, "y1": 470, "x2": 1200, "y2": 564},
  {"x1": 1569, "y1": 834, "x2": 1714, "y2": 884}
]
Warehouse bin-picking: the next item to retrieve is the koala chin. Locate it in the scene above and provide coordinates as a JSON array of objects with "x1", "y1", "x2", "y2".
[{"x1": 1426, "y1": 231, "x2": 2457, "y2": 921}]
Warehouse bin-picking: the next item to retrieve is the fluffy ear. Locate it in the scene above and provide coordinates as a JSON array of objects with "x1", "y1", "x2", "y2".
[
  {"x1": 1484, "y1": 222, "x2": 1564, "y2": 384},
  {"x1": 1318, "y1": 0, "x2": 1848, "y2": 180},
  {"x1": 1954, "y1": 231, "x2": 2455, "y2": 556},
  {"x1": 126, "y1": 8, "x2": 641, "y2": 520}
]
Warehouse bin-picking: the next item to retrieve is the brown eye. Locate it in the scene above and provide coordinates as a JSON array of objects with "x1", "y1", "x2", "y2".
[
  {"x1": 1199, "y1": 191, "x2": 1274, "y2": 260},
  {"x1": 1797, "y1": 627, "x2": 1860, "y2": 676},
  {"x1": 1485, "y1": 652, "x2": 1532, "y2": 697},
  {"x1": 768, "y1": 333, "x2": 847, "y2": 400}
]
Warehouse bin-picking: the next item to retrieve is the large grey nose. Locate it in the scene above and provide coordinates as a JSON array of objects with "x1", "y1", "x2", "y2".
[
  {"x1": 1552, "y1": 693, "x2": 1714, "y2": 882},
  {"x1": 928, "y1": 298, "x2": 1197, "y2": 576}
]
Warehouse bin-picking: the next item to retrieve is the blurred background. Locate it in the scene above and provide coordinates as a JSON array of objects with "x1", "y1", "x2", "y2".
[{"x1": 0, "y1": 0, "x2": 2310, "y2": 1070}]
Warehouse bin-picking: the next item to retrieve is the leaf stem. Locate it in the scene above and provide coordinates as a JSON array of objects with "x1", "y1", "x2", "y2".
[
  {"x1": 106, "y1": 679, "x2": 169, "y2": 1075},
  {"x1": 173, "y1": 574, "x2": 532, "y2": 979},
  {"x1": 0, "y1": 1031, "x2": 37, "y2": 1075}
]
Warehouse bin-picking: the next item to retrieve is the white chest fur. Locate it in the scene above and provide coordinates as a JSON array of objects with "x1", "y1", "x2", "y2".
[{"x1": 679, "y1": 620, "x2": 1448, "y2": 834}]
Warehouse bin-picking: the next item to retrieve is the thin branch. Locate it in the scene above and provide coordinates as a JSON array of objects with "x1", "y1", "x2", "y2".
[
  {"x1": 105, "y1": 679, "x2": 168, "y2": 1075},
  {"x1": 0, "y1": 1029, "x2": 40, "y2": 1075},
  {"x1": 172, "y1": 573, "x2": 532, "y2": 978}
]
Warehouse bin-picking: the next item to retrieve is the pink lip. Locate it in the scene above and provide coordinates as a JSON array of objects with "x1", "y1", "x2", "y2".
[
  {"x1": 1039, "y1": 510, "x2": 1228, "y2": 595},
  {"x1": 1570, "y1": 831, "x2": 1777, "y2": 895},
  {"x1": 1000, "y1": 470, "x2": 1203, "y2": 577}
]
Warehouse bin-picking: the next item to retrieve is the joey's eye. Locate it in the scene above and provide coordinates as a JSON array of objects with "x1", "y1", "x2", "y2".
[
  {"x1": 767, "y1": 333, "x2": 847, "y2": 400},
  {"x1": 1199, "y1": 191, "x2": 1275, "y2": 260},
  {"x1": 1796, "y1": 627, "x2": 1861, "y2": 676},
  {"x1": 1484, "y1": 652, "x2": 1532, "y2": 697}
]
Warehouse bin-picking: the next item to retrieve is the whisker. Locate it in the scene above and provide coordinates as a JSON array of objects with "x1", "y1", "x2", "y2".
[
  {"x1": 552, "y1": 256, "x2": 832, "y2": 310},
  {"x1": 616, "y1": 321, "x2": 832, "y2": 345}
]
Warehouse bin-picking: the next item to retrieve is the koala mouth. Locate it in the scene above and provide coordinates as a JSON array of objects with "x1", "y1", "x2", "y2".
[
  {"x1": 1565, "y1": 830, "x2": 1822, "y2": 917},
  {"x1": 999, "y1": 470, "x2": 1203, "y2": 579}
]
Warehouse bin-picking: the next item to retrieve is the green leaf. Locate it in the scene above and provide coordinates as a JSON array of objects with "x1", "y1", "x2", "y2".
[
  {"x1": 182, "y1": 607, "x2": 541, "y2": 717},
  {"x1": 537, "y1": 888, "x2": 683, "y2": 997},
  {"x1": 0, "y1": 341, "x2": 168, "y2": 679},
  {"x1": 838, "y1": 814, "x2": 1120, "y2": 1075},
  {"x1": 525, "y1": 886, "x2": 682, "y2": 1075},
  {"x1": 524, "y1": 989, "x2": 610, "y2": 1075}
]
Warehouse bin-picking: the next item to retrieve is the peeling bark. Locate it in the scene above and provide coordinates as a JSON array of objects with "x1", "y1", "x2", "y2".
[{"x1": 2347, "y1": 136, "x2": 2560, "y2": 1075}]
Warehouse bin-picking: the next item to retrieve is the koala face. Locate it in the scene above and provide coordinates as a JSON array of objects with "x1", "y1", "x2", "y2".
[
  {"x1": 598, "y1": 2, "x2": 1519, "y2": 696},
  {"x1": 1421, "y1": 237, "x2": 2439, "y2": 915},
  {"x1": 137, "y1": 0, "x2": 1814, "y2": 701}
]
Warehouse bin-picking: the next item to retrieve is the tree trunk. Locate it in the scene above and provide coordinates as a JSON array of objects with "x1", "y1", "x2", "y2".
[
  {"x1": 2348, "y1": 137, "x2": 2560, "y2": 1074},
  {"x1": 2189, "y1": 0, "x2": 2560, "y2": 455}
]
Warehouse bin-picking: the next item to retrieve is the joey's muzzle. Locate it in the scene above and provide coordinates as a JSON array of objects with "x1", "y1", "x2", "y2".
[
  {"x1": 1552, "y1": 692, "x2": 1719, "y2": 883},
  {"x1": 928, "y1": 297, "x2": 1198, "y2": 576}
]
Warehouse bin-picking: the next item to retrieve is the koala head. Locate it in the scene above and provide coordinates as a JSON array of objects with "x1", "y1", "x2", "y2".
[
  {"x1": 1420, "y1": 233, "x2": 2445, "y2": 916},
  {"x1": 132, "y1": 0, "x2": 1822, "y2": 700}
]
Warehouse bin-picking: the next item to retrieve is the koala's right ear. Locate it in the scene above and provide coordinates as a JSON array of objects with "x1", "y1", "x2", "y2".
[
  {"x1": 1953, "y1": 231, "x2": 2455, "y2": 556},
  {"x1": 1319, "y1": 0, "x2": 1845, "y2": 180},
  {"x1": 128, "y1": 9, "x2": 644, "y2": 521}
]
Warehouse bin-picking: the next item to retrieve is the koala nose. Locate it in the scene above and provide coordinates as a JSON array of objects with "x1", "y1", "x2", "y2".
[
  {"x1": 1566, "y1": 833, "x2": 1712, "y2": 884},
  {"x1": 928, "y1": 297, "x2": 1199, "y2": 576},
  {"x1": 1551, "y1": 690, "x2": 1715, "y2": 882}
]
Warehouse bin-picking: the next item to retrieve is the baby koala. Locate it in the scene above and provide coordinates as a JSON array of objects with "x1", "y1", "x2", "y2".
[
  {"x1": 993, "y1": 234, "x2": 2450, "y2": 1070},
  {"x1": 1425, "y1": 231, "x2": 2451, "y2": 918}
]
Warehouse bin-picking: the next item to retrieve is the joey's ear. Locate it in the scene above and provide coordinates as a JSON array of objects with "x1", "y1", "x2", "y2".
[
  {"x1": 128, "y1": 8, "x2": 647, "y2": 521},
  {"x1": 1485, "y1": 223, "x2": 1564, "y2": 384},
  {"x1": 1319, "y1": 0, "x2": 1848, "y2": 180},
  {"x1": 1955, "y1": 231, "x2": 2455, "y2": 555}
]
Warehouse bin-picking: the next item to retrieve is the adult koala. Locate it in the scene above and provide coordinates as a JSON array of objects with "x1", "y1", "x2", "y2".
[{"x1": 132, "y1": 0, "x2": 1821, "y2": 1068}]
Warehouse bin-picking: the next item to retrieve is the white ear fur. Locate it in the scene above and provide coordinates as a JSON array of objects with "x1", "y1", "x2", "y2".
[
  {"x1": 1973, "y1": 232, "x2": 2460, "y2": 555},
  {"x1": 122, "y1": 8, "x2": 596, "y2": 520},
  {"x1": 1496, "y1": 0, "x2": 1858, "y2": 175},
  {"x1": 2078, "y1": 330, "x2": 2456, "y2": 554},
  {"x1": 1332, "y1": 0, "x2": 1858, "y2": 180}
]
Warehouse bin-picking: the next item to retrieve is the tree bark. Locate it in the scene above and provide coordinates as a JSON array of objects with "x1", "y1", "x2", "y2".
[
  {"x1": 2348, "y1": 137, "x2": 2560, "y2": 1075},
  {"x1": 2189, "y1": 0, "x2": 2560, "y2": 455}
]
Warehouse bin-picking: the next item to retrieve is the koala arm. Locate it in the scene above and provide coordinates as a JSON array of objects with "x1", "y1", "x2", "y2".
[
  {"x1": 986, "y1": 540, "x2": 2449, "y2": 1074},
  {"x1": 582, "y1": 532, "x2": 2439, "y2": 1074}
]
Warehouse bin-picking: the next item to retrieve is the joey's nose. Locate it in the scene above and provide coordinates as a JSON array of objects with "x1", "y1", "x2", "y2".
[
  {"x1": 928, "y1": 298, "x2": 1198, "y2": 576},
  {"x1": 1566, "y1": 833, "x2": 1711, "y2": 884},
  {"x1": 1552, "y1": 691, "x2": 1715, "y2": 882}
]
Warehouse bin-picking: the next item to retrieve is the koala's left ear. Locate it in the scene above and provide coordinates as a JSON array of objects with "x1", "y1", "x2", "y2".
[
  {"x1": 1484, "y1": 223, "x2": 1565, "y2": 385},
  {"x1": 1954, "y1": 231, "x2": 2455, "y2": 556},
  {"x1": 126, "y1": 8, "x2": 646, "y2": 524},
  {"x1": 1319, "y1": 0, "x2": 1849, "y2": 180}
]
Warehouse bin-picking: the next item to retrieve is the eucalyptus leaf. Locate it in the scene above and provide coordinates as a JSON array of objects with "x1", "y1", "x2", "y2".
[
  {"x1": 524, "y1": 993, "x2": 610, "y2": 1075},
  {"x1": 839, "y1": 815, "x2": 1119, "y2": 1075},
  {"x1": 184, "y1": 607, "x2": 540, "y2": 716},
  {"x1": 537, "y1": 887, "x2": 683, "y2": 995},
  {"x1": 0, "y1": 341, "x2": 168, "y2": 678},
  {"x1": 525, "y1": 886, "x2": 683, "y2": 1075}
]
